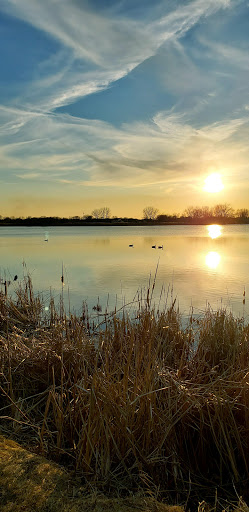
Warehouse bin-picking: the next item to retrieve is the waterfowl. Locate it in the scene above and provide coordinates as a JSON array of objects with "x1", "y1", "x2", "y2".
[
  {"x1": 158, "y1": 245, "x2": 163, "y2": 249},
  {"x1": 152, "y1": 245, "x2": 156, "y2": 249},
  {"x1": 129, "y1": 244, "x2": 134, "y2": 247}
]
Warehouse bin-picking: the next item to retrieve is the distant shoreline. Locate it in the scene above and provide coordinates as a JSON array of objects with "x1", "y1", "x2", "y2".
[{"x1": 0, "y1": 219, "x2": 248, "y2": 227}]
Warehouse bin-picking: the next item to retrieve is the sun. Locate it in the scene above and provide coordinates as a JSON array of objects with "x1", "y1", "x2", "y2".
[{"x1": 203, "y1": 173, "x2": 224, "y2": 193}]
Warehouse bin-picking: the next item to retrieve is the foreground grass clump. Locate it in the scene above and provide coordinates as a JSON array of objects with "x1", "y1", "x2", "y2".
[{"x1": 0, "y1": 277, "x2": 249, "y2": 509}]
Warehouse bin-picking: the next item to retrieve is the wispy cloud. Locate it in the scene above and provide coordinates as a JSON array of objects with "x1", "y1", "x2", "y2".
[
  {"x1": 1, "y1": 0, "x2": 248, "y2": 216},
  {"x1": 16, "y1": 172, "x2": 41, "y2": 179},
  {"x1": 1, "y1": 0, "x2": 233, "y2": 110},
  {"x1": 198, "y1": 119, "x2": 246, "y2": 141},
  {"x1": 1, "y1": 101, "x2": 248, "y2": 190},
  {"x1": 2, "y1": 0, "x2": 230, "y2": 64},
  {"x1": 199, "y1": 38, "x2": 249, "y2": 69}
]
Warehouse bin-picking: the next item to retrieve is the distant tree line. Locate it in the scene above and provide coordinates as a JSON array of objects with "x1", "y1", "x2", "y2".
[
  {"x1": 0, "y1": 203, "x2": 248, "y2": 226},
  {"x1": 143, "y1": 203, "x2": 249, "y2": 223},
  {"x1": 182, "y1": 204, "x2": 249, "y2": 221},
  {"x1": 183, "y1": 204, "x2": 249, "y2": 219}
]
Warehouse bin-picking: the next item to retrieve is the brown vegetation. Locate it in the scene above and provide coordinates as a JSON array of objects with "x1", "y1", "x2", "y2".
[
  {"x1": 0, "y1": 276, "x2": 249, "y2": 509},
  {"x1": 0, "y1": 435, "x2": 184, "y2": 512}
]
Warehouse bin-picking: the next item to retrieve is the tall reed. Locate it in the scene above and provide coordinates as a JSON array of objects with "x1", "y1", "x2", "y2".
[{"x1": 0, "y1": 276, "x2": 249, "y2": 508}]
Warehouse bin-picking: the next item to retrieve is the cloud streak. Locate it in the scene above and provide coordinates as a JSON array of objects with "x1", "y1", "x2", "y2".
[{"x1": 1, "y1": 0, "x2": 233, "y2": 110}]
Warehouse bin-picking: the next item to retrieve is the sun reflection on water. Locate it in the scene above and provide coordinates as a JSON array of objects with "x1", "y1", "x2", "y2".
[
  {"x1": 207, "y1": 224, "x2": 222, "y2": 239},
  {"x1": 205, "y1": 251, "x2": 221, "y2": 269}
]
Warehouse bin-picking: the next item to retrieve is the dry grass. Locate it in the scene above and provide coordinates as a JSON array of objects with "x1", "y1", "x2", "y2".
[
  {"x1": 0, "y1": 435, "x2": 184, "y2": 512},
  {"x1": 0, "y1": 276, "x2": 249, "y2": 509}
]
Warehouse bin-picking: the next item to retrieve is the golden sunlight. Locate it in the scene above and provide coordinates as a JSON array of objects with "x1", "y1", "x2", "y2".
[
  {"x1": 207, "y1": 224, "x2": 222, "y2": 239},
  {"x1": 203, "y1": 173, "x2": 224, "y2": 193},
  {"x1": 205, "y1": 251, "x2": 221, "y2": 269}
]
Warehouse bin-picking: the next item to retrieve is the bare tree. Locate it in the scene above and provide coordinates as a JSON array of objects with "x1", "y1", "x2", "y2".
[
  {"x1": 101, "y1": 207, "x2": 111, "y2": 219},
  {"x1": 236, "y1": 208, "x2": 249, "y2": 219},
  {"x1": 92, "y1": 207, "x2": 111, "y2": 219},
  {"x1": 212, "y1": 204, "x2": 234, "y2": 218},
  {"x1": 143, "y1": 206, "x2": 159, "y2": 220},
  {"x1": 184, "y1": 206, "x2": 212, "y2": 218},
  {"x1": 92, "y1": 209, "x2": 101, "y2": 219}
]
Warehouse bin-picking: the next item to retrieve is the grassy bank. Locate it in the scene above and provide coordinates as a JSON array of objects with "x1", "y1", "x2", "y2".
[
  {"x1": 1, "y1": 435, "x2": 186, "y2": 512},
  {"x1": 0, "y1": 276, "x2": 249, "y2": 509}
]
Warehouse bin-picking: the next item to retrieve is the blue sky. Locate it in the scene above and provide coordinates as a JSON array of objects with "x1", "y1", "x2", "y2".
[{"x1": 0, "y1": 0, "x2": 249, "y2": 217}]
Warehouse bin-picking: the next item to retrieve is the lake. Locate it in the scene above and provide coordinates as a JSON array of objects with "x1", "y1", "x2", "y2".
[{"x1": 0, "y1": 224, "x2": 248, "y2": 322}]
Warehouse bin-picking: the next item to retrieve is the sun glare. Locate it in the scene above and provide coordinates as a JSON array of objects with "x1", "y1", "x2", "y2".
[
  {"x1": 207, "y1": 224, "x2": 222, "y2": 239},
  {"x1": 205, "y1": 251, "x2": 221, "y2": 270},
  {"x1": 204, "y1": 173, "x2": 224, "y2": 193}
]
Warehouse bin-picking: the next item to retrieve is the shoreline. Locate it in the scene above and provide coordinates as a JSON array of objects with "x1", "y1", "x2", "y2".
[{"x1": 0, "y1": 220, "x2": 249, "y2": 227}]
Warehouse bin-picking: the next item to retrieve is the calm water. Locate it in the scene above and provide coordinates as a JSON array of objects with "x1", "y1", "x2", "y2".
[{"x1": 0, "y1": 225, "x2": 248, "y2": 321}]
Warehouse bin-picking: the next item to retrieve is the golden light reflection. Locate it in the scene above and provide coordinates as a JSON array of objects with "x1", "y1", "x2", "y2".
[
  {"x1": 205, "y1": 251, "x2": 221, "y2": 270},
  {"x1": 207, "y1": 224, "x2": 222, "y2": 239}
]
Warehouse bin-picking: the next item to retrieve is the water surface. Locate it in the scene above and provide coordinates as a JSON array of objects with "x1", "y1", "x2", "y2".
[{"x1": 0, "y1": 225, "x2": 248, "y2": 320}]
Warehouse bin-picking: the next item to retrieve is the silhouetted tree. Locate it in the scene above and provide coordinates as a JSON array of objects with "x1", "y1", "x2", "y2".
[
  {"x1": 236, "y1": 208, "x2": 249, "y2": 219},
  {"x1": 92, "y1": 207, "x2": 111, "y2": 219},
  {"x1": 143, "y1": 206, "x2": 158, "y2": 220},
  {"x1": 213, "y1": 204, "x2": 234, "y2": 218},
  {"x1": 184, "y1": 206, "x2": 213, "y2": 218}
]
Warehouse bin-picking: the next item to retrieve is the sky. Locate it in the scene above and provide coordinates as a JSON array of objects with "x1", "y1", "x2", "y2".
[{"x1": 0, "y1": 0, "x2": 249, "y2": 218}]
